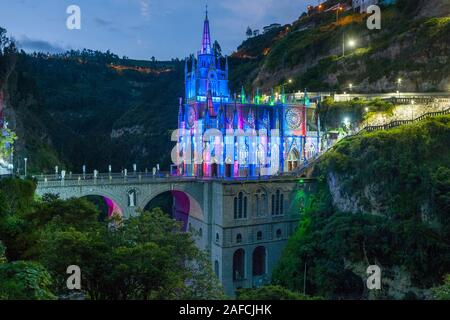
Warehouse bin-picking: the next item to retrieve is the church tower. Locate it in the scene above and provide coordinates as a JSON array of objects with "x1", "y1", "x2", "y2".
[{"x1": 185, "y1": 7, "x2": 229, "y2": 102}]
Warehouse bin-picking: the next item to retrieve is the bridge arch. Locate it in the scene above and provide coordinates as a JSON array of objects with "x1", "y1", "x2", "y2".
[
  {"x1": 139, "y1": 185, "x2": 205, "y2": 232},
  {"x1": 45, "y1": 188, "x2": 125, "y2": 219}
]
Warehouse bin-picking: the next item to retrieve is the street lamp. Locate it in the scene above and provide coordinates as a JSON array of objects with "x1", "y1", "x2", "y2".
[
  {"x1": 343, "y1": 38, "x2": 356, "y2": 57},
  {"x1": 397, "y1": 78, "x2": 402, "y2": 93},
  {"x1": 349, "y1": 83, "x2": 353, "y2": 92}
]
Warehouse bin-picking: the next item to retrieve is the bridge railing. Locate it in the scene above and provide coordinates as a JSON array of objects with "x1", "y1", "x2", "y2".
[{"x1": 35, "y1": 171, "x2": 313, "y2": 188}]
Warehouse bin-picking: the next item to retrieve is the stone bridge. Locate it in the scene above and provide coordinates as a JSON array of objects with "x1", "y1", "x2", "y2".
[{"x1": 35, "y1": 173, "x2": 316, "y2": 296}]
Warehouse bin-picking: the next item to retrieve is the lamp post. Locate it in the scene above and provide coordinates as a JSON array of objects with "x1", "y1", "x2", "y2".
[
  {"x1": 343, "y1": 38, "x2": 356, "y2": 57},
  {"x1": 336, "y1": 5, "x2": 343, "y2": 24},
  {"x1": 24, "y1": 158, "x2": 28, "y2": 177}
]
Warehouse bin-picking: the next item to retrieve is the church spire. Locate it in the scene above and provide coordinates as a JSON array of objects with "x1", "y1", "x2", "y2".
[{"x1": 202, "y1": 4, "x2": 212, "y2": 54}]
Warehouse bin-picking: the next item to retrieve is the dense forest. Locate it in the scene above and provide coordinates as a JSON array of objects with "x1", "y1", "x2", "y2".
[
  {"x1": 6, "y1": 49, "x2": 185, "y2": 174},
  {"x1": 0, "y1": 178, "x2": 223, "y2": 300},
  {"x1": 273, "y1": 116, "x2": 450, "y2": 299}
]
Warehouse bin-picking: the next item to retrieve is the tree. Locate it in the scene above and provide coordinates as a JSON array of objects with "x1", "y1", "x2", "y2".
[
  {"x1": 0, "y1": 261, "x2": 56, "y2": 300},
  {"x1": 0, "y1": 241, "x2": 6, "y2": 264},
  {"x1": 36, "y1": 207, "x2": 223, "y2": 300},
  {"x1": 246, "y1": 27, "x2": 253, "y2": 38},
  {"x1": 432, "y1": 275, "x2": 450, "y2": 300},
  {"x1": 0, "y1": 127, "x2": 17, "y2": 160}
]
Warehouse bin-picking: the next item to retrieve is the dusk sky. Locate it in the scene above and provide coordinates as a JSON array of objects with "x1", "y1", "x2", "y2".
[{"x1": 0, "y1": 0, "x2": 310, "y2": 60}]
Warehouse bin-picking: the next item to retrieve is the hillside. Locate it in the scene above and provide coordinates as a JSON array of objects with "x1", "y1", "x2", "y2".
[
  {"x1": 231, "y1": 0, "x2": 450, "y2": 93},
  {"x1": 2, "y1": 49, "x2": 183, "y2": 173},
  {"x1": 273, "y1": 115, "x2": 450, "y2": 299}
]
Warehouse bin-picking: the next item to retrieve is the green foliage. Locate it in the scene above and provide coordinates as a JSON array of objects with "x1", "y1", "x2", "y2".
[
  {"x1": 236, "y1": 285, "x2": 318, "y2": 300},
  {"x1": 35, "y1": 205, "x2": 223, "y2": 300},
  {"x1": 0, "y1": 178, "x2": 223, "y2": 300},
  {"x1": 320, "y1": 97, "x2": 394, "y2": 130},
  {"x1": 0, "y1": 127, "x2": 17, "y2": 159},
  {"x1": 0, "y1": 178, "x2": 36, "y2": 261},
  {"x1": 274, "y1": 116, "x2": 450, "y2": 299},
  {"x1": 0, "y1": 241, "x2": 6, "y2": 264},
  {"x1": 432, "y1": 275, "x2": 450, "y2": 300},
  {"x1": 322, "y1": 116, "x2": 450, "y2": 217},
  {"x1": 5, "y1": 47, "x2": 184, "y2": 174},
  {"x1": 0, "y1": 261, "x2": 55, "y2": 300}
]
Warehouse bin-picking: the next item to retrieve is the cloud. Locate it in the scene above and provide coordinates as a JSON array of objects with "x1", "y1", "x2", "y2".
[
  {"x1": 17, "y1": 36, "x2": 68, "y2": 54},
  {"x1": 94, "y1": 17, "x2": 112, "y2": 27},
  {"x1": 140, "y1": 0, "x2": 150, "y2": 19}
]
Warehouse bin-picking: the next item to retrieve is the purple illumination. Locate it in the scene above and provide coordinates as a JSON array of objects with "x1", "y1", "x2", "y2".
[
  {"x1": 201, "y1": 6, "x2": 212, "y2": 54},
  {"x1": 171, "y1": 191, "x2": 190, "y2": 232},
  {"x1": 104, "y1": 197, "x2": 122, "y2": 217}
]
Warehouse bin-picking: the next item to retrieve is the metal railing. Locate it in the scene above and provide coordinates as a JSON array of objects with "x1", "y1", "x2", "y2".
[{"x1": 361, "y1": 107, "x2": 450, "y2": 133}]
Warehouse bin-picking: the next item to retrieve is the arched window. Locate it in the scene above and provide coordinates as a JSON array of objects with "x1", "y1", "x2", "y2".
[
  {"x1": 280, "y1": 194, "x2": 284, "y2": 215},
  {"x1": 238, "y1": 192, "x2": 243, "y2": 218},
  {"x1": 244, "y1": 196, "x2": 248, "y2": 218},
  {"x1": 252, "y1": 246, "x2": 267, "y2": 276},
  {"x1": 276, "y1": 190, "x2": 280, "y2": 215},
  {"x1": 257, "y1": 231, "x2": 263, "y2": 241},
  {"x1": 272, "y1": 190, "x2": 284, "y2": 216},
  {"x1": 236, "y1": 233, "x2": 242, "y2": 244},
  {"x1": 255, "y1": 189, "x2": 268, "y2": 217},
  {"x1": 276, "y1": 229, "x2": 282, "y2": 239},
  {"x1": 216, "y1": 232, "x2": 220, "y2": 244},
  {"x1": 287, "y1": 148, "x2": 300, "y2": 172},
  {"x1": 271, "y1": 194, "x2": 275, "y2": 215},
  {"x1": 199, "y1": 228, "x2": 203, "y2": 238},
  {"x1": 234, "y1": 192, "x2": 248, "y2": 220},
  {"x1": 233, "y1": 249, "x2": 245, "y2": 281}
]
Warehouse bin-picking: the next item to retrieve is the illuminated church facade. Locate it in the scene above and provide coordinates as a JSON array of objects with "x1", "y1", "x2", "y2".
[{"x1": 174, "y1": 10, "x2": 321, "y2": 178}]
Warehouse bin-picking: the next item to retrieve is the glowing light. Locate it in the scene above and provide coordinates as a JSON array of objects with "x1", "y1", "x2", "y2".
[{"x1": 348, "y1": 39, "x2": 356, "y2": 47}]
